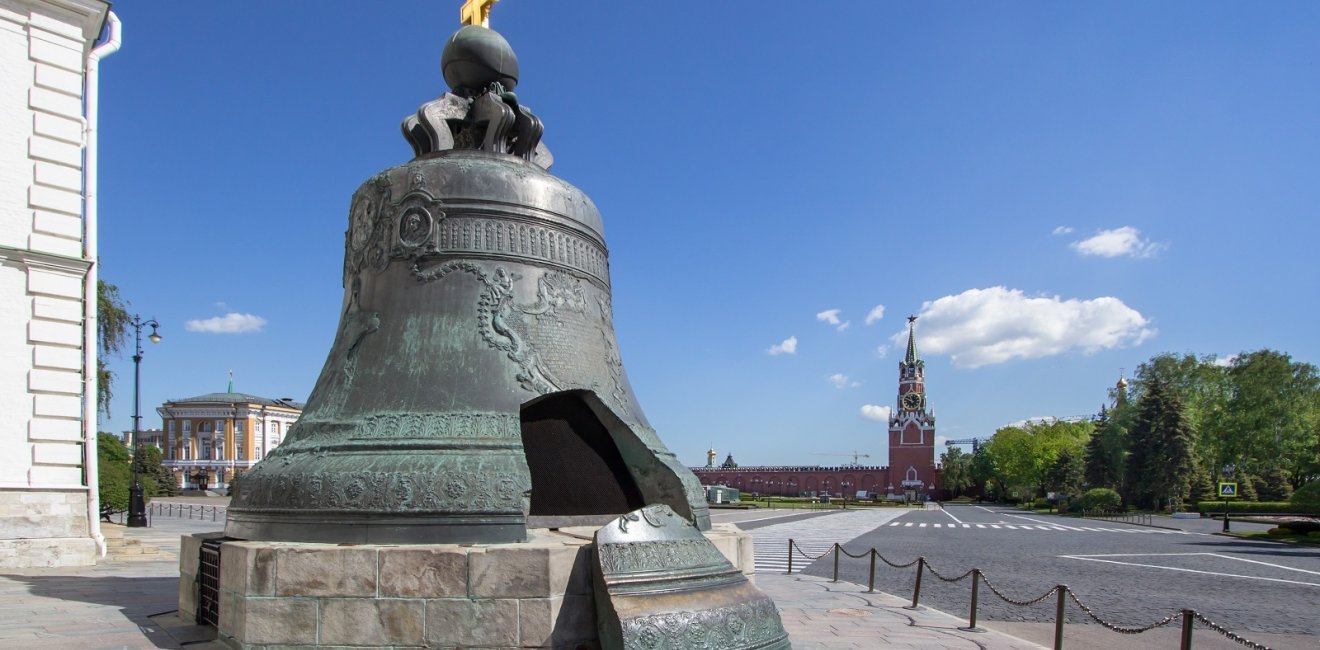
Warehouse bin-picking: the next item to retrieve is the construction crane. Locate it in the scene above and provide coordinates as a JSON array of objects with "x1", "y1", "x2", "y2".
[
  {"x1": 809, "y1": 451, "x2": 872, "y2": 466},
  {"x1": 943, "y1": 437, "x2": 985, "y2": 453}
]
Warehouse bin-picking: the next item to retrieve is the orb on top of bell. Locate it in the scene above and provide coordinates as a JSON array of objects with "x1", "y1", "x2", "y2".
[{"x1": 442, "y1": 25, "x2": 519, "y2": 93}]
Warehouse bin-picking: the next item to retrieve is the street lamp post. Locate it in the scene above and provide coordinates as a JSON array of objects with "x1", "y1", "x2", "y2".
[{"x1": 127, "y1": 315, "x2": 161, "y2": 527}]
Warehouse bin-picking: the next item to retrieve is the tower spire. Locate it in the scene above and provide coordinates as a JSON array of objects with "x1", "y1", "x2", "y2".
[
  {"x1": 904, "y1": 315, "x2": 919, "y2": 365},
  {"x1": 227, "y1": 370, "x2": 234, "y2": 394}
]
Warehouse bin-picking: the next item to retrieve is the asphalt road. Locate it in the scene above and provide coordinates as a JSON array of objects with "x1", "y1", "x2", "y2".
[{"x1": 737, "y1": 505, "x2": 1319, "y2": 637}]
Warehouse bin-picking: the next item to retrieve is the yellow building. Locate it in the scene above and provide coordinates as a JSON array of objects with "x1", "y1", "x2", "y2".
[{"x1": 158, "y1": 391, "x2": 302, "y2": 492}]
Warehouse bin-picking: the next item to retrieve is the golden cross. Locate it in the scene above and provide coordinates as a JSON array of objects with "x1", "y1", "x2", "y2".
[{"x1": 460, "y1": 0, "x2": 499, "y2": 27}]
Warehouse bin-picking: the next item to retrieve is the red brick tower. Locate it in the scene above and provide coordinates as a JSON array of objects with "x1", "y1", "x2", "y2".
[{"x1": 888, "y1": 316, "x2": 936, "y2": 498}]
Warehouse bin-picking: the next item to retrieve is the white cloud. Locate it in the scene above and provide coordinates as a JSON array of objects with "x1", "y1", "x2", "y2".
[
  {"x1": 816, "y1": 309, "x2": 842, "y2": 325},
  {"x1": 895, "y1": 286, "x2": 1155, "y2": 368},
  {"x1": 865, "y1": 304, "x2": 886, "y2": 325},
  {"x1": 874, "y1": 345, "x2": 889, "y2": 359},
  {"x1": 1070, "y1": 226, "x2": 1165, "y2": 258},
  {"x1": 1212, "y1": 354, "x2": 1238, "y2": 368},
  {"x1": 815, "y1": 309, "x2": 850, "y2": 332},
  {"x1": 826, "y1": 373, "x2": 861, "y2": 389},
  {"x1": 859, "y1": 404, "x2": 892, "y2": 421},
  {"x1": 185, "y1": 312, "x2": 267, "y2": 334},
  {"x1": 1052, "y1": 226, "x2": 1074, "y2": 236},
  {"x1": 768, "y1": 336, "x2": 798, "y2": 356}
]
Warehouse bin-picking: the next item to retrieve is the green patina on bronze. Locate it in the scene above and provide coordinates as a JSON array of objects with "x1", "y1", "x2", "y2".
[{"x1": 224, "y1": 24, "x2": 710, "y2": 545}]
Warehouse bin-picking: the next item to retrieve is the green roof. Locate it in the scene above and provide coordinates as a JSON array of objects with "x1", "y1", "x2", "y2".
[{"x1": 168, "y1": 392, "x2": 304, "y2": 409}]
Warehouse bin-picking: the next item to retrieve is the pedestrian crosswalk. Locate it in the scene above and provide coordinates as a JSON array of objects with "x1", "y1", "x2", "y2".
[
  {"x1": 749, "y1": 509, "x2": 908, "y2": 574},
  {"x1": 879, "y1": 521, "x2": 1192, "y2": 534},
  {"x1": 745, "y1": 510, "x2": 1197, "y2": 574}
]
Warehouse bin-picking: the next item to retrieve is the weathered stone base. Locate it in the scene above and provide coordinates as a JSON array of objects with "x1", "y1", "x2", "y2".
[
  {"x1": 179, "y1": 524, "x2": 753, "y2": 649},
  {"x1": 0, "y1": 536, "x2": 97, "y2": 568},
  {"x1": 0, "y1": 489, "x2": 96, "y2": 568}
]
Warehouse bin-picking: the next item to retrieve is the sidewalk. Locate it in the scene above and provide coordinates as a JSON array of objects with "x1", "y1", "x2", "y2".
[{"x1": 0, "y1": 514, "x2": 1309, "y2": 649}]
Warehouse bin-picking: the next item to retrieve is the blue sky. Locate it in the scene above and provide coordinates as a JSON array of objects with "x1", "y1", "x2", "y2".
[{"x1": 97, "y1": 2, "x2": 1320, "y2": 467}]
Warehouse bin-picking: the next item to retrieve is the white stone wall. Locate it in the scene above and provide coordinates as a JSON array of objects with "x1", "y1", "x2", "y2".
[{"x1": 0, "y1": 0, "x2": 109, "y2": 568}]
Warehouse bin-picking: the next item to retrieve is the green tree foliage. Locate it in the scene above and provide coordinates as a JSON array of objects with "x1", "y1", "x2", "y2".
[
  {"x1": 968, "y1": 447, "x2": 1000, "y2": 500},
  {"x1": 939, "y1": 446, "x2": 973, "y2": 497},
  {"x1": 1045, "y1": 447, "x2": 1085, "y2": 498},
  {"x1": 1125, "y1": 380, "x2": 1197, "y2": 510},
  {"x1": 133, "y1": 444, "x2": 178, "y2": 497},
  {"x1": 1222, "y1": 350, "x2": 1320, "y2": 486},
  {"x1": 983, "y1": 419, "x2": 1092, "y2": 501},
  {"x1": 97, "y1": 432, "x2": 130, "y2": 519},
  {"x1": 1237, "y1": 473, "x2": 1259, "y2": 501},
  {"x1": 1260, "y1": 466, "x2": 1294, "y2": 501},
  {"x1": 1129, "y1": 353, "x2": 1229, "y2": 481},
  {"x1": 1084, "y1": 405, "x2": 1126, "y2": 490},
  {"x1": 1291, "y1": 480, "x2": 1320, "y2": 508},
  {"x1": 1188, "y1": 466, "x2": 1217, "y2": 505},
  {"x1": 97, "y1": 280, "x2": 132, "y2": 417}
]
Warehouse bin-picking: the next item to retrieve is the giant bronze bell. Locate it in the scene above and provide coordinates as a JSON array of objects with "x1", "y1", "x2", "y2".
[{"x1": 225, "y1": 24, "x2": 711, "y2": 544}]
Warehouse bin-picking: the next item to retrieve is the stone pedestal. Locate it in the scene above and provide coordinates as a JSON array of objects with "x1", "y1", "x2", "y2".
[{"x1": 179, "y1": 524, "x2": 753, "y2": 649}]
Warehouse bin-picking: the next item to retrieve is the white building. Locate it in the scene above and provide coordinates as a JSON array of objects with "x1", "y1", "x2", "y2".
[{"x1": 0, "y1": 0, "x2": 114, "y2": 568}]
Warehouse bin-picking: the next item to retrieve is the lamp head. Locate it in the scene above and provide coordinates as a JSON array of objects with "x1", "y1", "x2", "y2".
[{"x1": 148, "y1": 321, "x2": 162, "y2": 344}]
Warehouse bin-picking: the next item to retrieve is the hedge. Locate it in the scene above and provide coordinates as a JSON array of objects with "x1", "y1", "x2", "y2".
[{"x1": 1196, "y1": 501, "x2": 1317, "y2": 515}]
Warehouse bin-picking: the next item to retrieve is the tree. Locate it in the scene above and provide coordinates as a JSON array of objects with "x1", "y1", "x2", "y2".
[
  {"x1": 1222, "y1": 350, "x2": 1320, "y2": 487},
  {"x1": 939, "y1": 447, "x2": 973, "y2": 497},
  {"x1": 1130, "y1": 353, "x2": 1229, "y2": 482},
  {"x1": 968, "y1": 447, "x2": 1000, "y2": 500},
  {"x1": 1085, "y1": 405, "x2": 1126, "y2": 490},
  {"x1": 1045, "y1": 448, "x2": 1085, "y2": 498},
  {"x1": 97, "y1": 280, "x2": 132, "y2": 417},
  {"x1": 133, "y1": 444, "x2": 178, "y2": 497},
  {"x1": 97, "y1": 432, "x2": 131, "y2": 520},
  {"x1": 983, "y1": 419, "x2": 1092, "y2": 501},
  {"x1": 1126, "y1": 380, "x2": 1197, "y2": 510}
]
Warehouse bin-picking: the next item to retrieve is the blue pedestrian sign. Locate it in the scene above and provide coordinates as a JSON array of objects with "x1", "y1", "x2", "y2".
[{"x1": 1218, "y1": 482, "x2": 1238, "y2": 498}]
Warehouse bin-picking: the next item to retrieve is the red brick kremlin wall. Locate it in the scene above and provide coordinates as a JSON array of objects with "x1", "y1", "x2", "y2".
[{"x1": 690, "y1": 465, "x2": 944, "y2": 498}]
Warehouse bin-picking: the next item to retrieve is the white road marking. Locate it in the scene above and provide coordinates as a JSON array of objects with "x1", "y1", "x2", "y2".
[
  {"x1": 1060, "y1": 554, "x2": 1320, "y2": 588},
  {"x1": 941, "y1": 507, "x2": 965, "y2": 524}
]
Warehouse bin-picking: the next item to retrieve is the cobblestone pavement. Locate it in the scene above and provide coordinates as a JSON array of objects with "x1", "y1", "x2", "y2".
[{"x1": 738, "y1": 504, "x2": 1318, "y2": 648}]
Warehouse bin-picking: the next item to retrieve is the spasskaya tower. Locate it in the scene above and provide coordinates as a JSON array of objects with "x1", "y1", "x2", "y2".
[{"x1": 888, "y1": 316, "x2": 936, "y2": 497}]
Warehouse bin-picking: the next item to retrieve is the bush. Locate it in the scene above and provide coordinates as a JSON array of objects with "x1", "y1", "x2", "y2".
[
  {"x1": 1292, "y1": 481, "x2": 1320, "y2": 508},
  {"x1": 1031, "y1": 497, "x2": 1050, "y2": 509},
  {"x1": 1309, "y1": 531, "x2": 1320, "y2": 539},
  {"x1": 1195, "y1": 501, "x2": 1312, "y2": 515},
  {"x1": 1266, "y1": 527, "x2": 1292, "y2": 536},
  {"x1": 1081, "y1": 488, "x2": 1122, "y2": 512},
  {"x1": 1281, "y1": 520, "x2": 1320, "y2": 534}
]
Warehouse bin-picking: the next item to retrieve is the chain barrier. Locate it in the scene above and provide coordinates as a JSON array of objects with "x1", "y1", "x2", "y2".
[
  {"x1": 876, "y1": 553, "x2": 921, "y2": 569},
  {"x1": 1191, "y1": 612, "x2": 1273, "y2": 650},
  {"x1": 1066, "y1": 589, "x2": 1177, "y2": 634},
  {"x1": 788, "y1": 539, "x2": 833, "y2": 561},
  {"x1": 786, "y1": 536, "x2": 1274, "y2": 649},
  {"x1": 980, "y1": 574, "x2": 1060, "y2": 607},
  {"x1": 924, "y1": 562, "x2": 975, "y2": 583}
]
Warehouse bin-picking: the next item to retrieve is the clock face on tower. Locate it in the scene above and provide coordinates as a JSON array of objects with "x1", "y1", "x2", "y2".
[{"x1": 901, "y1": 391, "x2": 922, "y2": 411}]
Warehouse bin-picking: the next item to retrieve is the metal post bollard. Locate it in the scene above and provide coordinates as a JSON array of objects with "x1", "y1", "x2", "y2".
[
  {"x1": 212, "y1": 506, "x2": 217, "y2": 522},
  {"x1": 907, "y1": 557, "x2": 925, "y2": 609},
  {"x1": 1054, "y1": 585, "x2": 1067, "y2": 650},
  {"x1": 832, "y1": 544, "x2": 840, "y2": 582},
  {"x1": 787, "y1": 539, "x2": 794, "y2": 575},
  {"x1": 1180, "y1": 609, "x2": 1194, "y2": 650},
  {"x1": 867, "y1": 549, "x2": 876, "y2": 593},
  {"x1": 963, "y1": 568, "x2": 982, "y2": 631}
]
